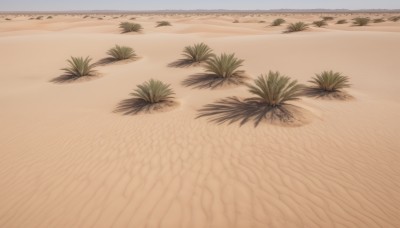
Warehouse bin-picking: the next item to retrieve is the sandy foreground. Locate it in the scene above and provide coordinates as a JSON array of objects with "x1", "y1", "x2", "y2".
[{"x1": 0, "y1": 13, "x2": 400, "y2": 228}]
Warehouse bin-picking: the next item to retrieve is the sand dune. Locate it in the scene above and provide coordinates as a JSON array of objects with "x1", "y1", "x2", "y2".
[{"x1": 0, "y1": 13, "x2": 400, "y2": 228}]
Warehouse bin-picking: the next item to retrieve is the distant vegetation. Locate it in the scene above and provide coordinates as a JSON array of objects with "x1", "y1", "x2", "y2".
[
  {"x1": 36, "y1": 16, "x2": 43, "y2": 20},
  {"x1": 119, "y1": 22, "x2": 143, "y2": 33},
  {"x1": 353, "y1": 17, "x2": 370, "y2": 26},
  {"x1": 286, "y1": 22, "x2": 309, "y2": 32},
  {"x1": 322, "y1": 16, "x2": 335, "y2": 21},
  {"x1": 336, "y1": 19, "x2": 348, "y2": 24},
  {"x1": 373, "y1": 18, "x2": 385, "y2": 23},
  {"x1": 388, "y1": 16, "x2": 400, "y2": 22},
  {"x1": 271, "y1": 18, "x2": 286, "y2": 26},
  {"x1": 313, "y1": 20, "x2": 328, "y2": 27},
  {"x1": 156, "y1": 21, "x2": 171, "y2": 27},
  {"x1": 47, "y1": 16, "x2": 53, "y2": 19},
  {"x1": 233, "y1": 19, "x2": 239, "y2": 23}
]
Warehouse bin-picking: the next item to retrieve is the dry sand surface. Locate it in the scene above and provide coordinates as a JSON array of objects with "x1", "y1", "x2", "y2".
[{"x1": 0, "y1": 13, "x2": 400, "y2": 228}]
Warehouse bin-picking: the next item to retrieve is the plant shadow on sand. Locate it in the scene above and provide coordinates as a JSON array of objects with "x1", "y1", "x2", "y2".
[
  {"x1": 167, "y1": 59, "x2": 200, "y2": 68},
  {"x1": 50, "y1": 73, "x2": 101, "y2": 84},
  {"x1": 197, "y1": 97, "x2": 311, "y2": 127},
  {"x1": 301, "y1": 87, "x2": 354, "y2": 100},
  {"x1": 182, "y1": 73, "x2": 248, "y2": 89},
  {"x1": 94, "y1": 57, "x2": 137, "y2": 66},
  {"x1": 114, "y1": 98, "x2": 178, "y2": 115}
]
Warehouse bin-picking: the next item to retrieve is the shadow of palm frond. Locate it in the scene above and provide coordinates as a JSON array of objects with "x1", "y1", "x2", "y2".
[
  {"x1": 167, "y1": 59, "x2": 198, "y2": 68},
  {"x1": 301, "y1": 87, "x2": 353, "y2": 100},
  {"x1": 114, "y1": 98, "x2": 177, "y2": 115},
  {"x1": 182, "y1": 73, "x2": 248, "y2": 89},
  {"x1": 93, "y1": 57, "x2": 118, "y2": 66},
  {"x1": 197, "y1": 97, "x2": 307, "y2": 127},
  {"x1": 50, "y1": 74, "x2": 99, "y2": 84}
]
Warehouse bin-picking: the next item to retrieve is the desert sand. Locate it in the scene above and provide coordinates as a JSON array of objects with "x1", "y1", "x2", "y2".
[{"x1": 0, "y1": 13, "x2": 400, "y2": 228}]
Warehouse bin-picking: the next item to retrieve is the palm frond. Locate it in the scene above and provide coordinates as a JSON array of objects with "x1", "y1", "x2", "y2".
[
  {"x1": 248, "y1": 71, "x2": 303, "y2": 106},
  {"x1": 131, "y1": 79, "x2": 175, "y2": 103},
  {"x1": 182, "y1": 43, "x2": 214, "y2": 63},
  {"x1": 204, "y1": 53, "x2": 244, "y2": 78},
  {"x1": 309, "y1": 71, "x2": 350, "y2": 92},
  {"x1": 61, "y1": 56, "x2": 96, "y2": 77},
  {"x1": 107, "y1": 45, "x2": 136, "y2": 60}
]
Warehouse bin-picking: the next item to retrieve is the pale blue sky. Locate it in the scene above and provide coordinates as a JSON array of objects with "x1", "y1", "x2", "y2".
[{"x1": 1, "y1": 0, "x2": 399, "y2": 11}]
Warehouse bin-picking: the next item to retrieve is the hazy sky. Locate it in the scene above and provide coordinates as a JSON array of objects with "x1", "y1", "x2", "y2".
[{"x1": 1, "y1": 0, "x2": 400, "y2": 11}]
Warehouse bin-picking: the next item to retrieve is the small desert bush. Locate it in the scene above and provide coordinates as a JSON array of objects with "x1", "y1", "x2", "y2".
[
  {"x1": 47, "y1": 16, "x2": 53, "y2": 19},
  {"x1": 83, "y1": 15, "x2": 89, "y2": 19},
  {"x1": 373, "y1": 18, "x2": 385, "y2": 23},
  {"x1": 271, "y1": 18, "x2": 286, "y2": 26},
  {"x1": 107, "y1": 45, "x2": 136, "y2": 60},
  {"x1": 119, "y1": 22, "x2": 143, "y2": 33},
  {"x1": 258, "y1": 20, "x2": 266, "y2": 23},
  {"x1": 36, "y1": 16, "x2": 43, "y2": 20},
  {"x1": 248, "y1": 71, "x2": 303, "y2": 107},
  {"x1": 388, "y1": 16, "x2": 400, "y2": 22},
  {"x1": 353, "y1": 17, "x2": 370, "y2": 26},
  {"x1": 313, "y1": 20, "x2": 328, "y2": 27},
  {"x1": 205, "y1": 53, "x2": 244, "y2": 78},
  {"x1": 156, "y1": 21, "x2": 171, "y2": 27},
  {"x1": 309, "y1": 71, "x2": 350, "y2": 92},
  {"x1": 61, "y1": 56, "x2": 96, "y2": 77},
  {"x1": 322, "y1": 16, "x2": 335, "y2": 21},
  {"x1": 5, "y1": 18, "x2": 11, "y2": 21},
  {"x1": 131, "y1": 79, "x2": 174, "y2": 103},
  {"x1": 233, "y1": 19, "x2": 239, "y2": 23},
  {"x1": 336, "y1": 19, "x2": 347, "y2": 24},
  {"x1": 182, "y1": 43, "x2": 214, "y2": 63},
  {"x1": 286, "y1": 22, "x2": 309, "y2": 32}
]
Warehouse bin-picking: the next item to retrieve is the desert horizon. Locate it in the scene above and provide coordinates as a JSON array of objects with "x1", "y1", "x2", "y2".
[{"x1": 1, "y1": 3, "x2": 400, "y2": 228}]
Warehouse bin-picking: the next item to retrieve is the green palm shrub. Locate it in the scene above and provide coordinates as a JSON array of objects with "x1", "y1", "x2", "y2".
[
  {"x1": 119, "y1": 22, "x2": 143, "y2": 33},
  {"x1": 336, "y1": 19, "x2": 347, "y2": 24},
  {"x1": 156, "y1": 21, "x2": 171, "y2": 27},
  {"x1": 286, "y1": 22, "x2": 309, "y2": 32},
  {"x1": 61, "y1": 56, "x2": 96, "y2": 77},
  {"x1": 248, "y1": 71, "x2": 303, "y2": 107},
  {"x1": 353, "y1": 17, "x2": 370, "y2": 26},
  {"x1": 309, "y1": 71, "x2": 350, "y2": 92},
  {"x1": 205, "y1": 53, "x2": 244, "y2": 78},
  {"x1": 131, "y1": 79, "x2": 175, "y2": 103},
  {"x1": 373, "y1": 18, "x2": 385, "y2": 23},
  {"x1": 322, "y1": 16, "x2": 335, "y2": 21},
  {"x1": 271, "y1": 18, "x2": 286, "y2": 26},
  {"x1": 313, "y1": 20, "x2": 328, "y2": 27},
  {"x1": 182, "y1": 43, "x2": 214, "y2": 63},
  {"x1": 107, "y1": 45, "x2": 136, "y2": 60}
]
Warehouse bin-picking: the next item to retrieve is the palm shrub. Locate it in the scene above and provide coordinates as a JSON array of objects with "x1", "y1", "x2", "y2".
[
  {"x1": 156, "y1": 21, "x2": 171, "y2": 27},
  {"x1": 204, "y1": 53, "x2": 244, "y2": 78},
  {"x1": 322, "y1": 16, "x2": 335, "y2": 21},
  {"x1": 233, "y1": 19, "x2": 239, "y2": 23},
  {"x1": 247, "y1": 71, "x2": 303, "y2": 107},
  {"x1": 107, "y1": 45, "x2": 136, "y2": 60},
  {"x1": 336, "y1": 19, "x2": 347, "y2": 24},
  {"x1": 286, "y1": 22, "x2": 309, "y2": 32},
  {"x1": 61, "y1": 56, "x2": 96, "y2": 77},
  {"x1": 353, "y1": 17, "x2": 370, "y2": 26},
  {"x1": 309, "y1": 71, "x2": 350, "y2": 92},
  {"x1": 131, "y1": 79, "x2": 175, "y2": 103},
  {"x1": 271, "y1": 18, "x2": 286, "y2": 26},
  {"x1": 182, "y1": 43, "x2": 214, "y2": 63},
  {"x1": 313, "y1": 20, "x2": 328, "y2": 27},
  {"x1": 36, "y1": 16, "x2": 43, "y2": 20},
  {"x1": 119, "y1": 22, "x2": 143, "y2": 33},
  {"x1": 47, "y1": 16, "x2": 53, "y2": 19}
]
